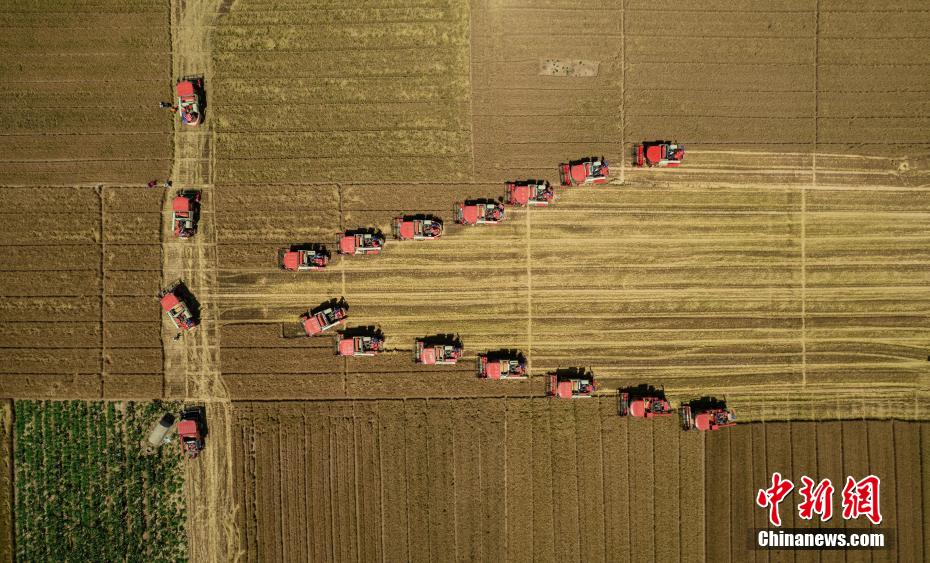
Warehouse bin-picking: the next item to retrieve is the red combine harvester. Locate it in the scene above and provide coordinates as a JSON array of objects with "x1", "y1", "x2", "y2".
[
  {"x1": 336, "y1": 334, "x2": 384, "y2": 357},
  {"x1": 454, "y1": 201, "x2": 505, "y2": 225},
  {"x1": 618, "y1": 393, "x2": 673, "y2": 418},
  {"x1": 301, "y1": 305, "x2": 347, "y2": 336},
  {"x1": 393, "y1": 216, "x2": 443, "y2": 240},
  {"x1": 477, "y1": 353, "x2": 527, "y2": 379},
  {"x1": 415, "y1": 339, "x2": 463, "y2": 365},
  {"x1": 338, "y1": 231, "x2": 384, "y2": 255},
  {"x1": 279, "y1": 247, "x2": 328, "y2": 272},
  {"x1": 171, "y1": 190, "x2": 201, "y2": 239},
  {"x1": 177, "y1": 409, "x2": 204, "y2": 459},
  {"x1": 159, "y1": 283, "x2": 197, "y2": 332},
  {"x1": 633, "y1": 141, "x2": 685, "y2": 167},
  {"x1": 681, "y1": 405, "x2": 736, "y2": 431},
  {"x1": 506, "y1": 180, "x2": 554, "y2": 207},
  {"x1": 547, "y1": 370, "x2": 596, "y2": 398},
  {"x1": 559, "y1": 157, "x2": 609, "y2": 186},
  {"x1": 175, "y1": 77, "x2": 203, "y2": 126}
]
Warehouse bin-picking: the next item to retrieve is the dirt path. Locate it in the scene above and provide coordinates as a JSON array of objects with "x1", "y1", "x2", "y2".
[{"x1": 164, "y1": 0, "x2": 241, "y2": 560}]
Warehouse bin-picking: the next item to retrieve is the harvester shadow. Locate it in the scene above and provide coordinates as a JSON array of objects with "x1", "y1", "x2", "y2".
[
  {"x1": 282, "y1": 242, "x2": 330, "y2": 257},
  {"x1": 344, "y1": 226, "x2": 384, "y2": 238},
  {"x1": 418, "y1": 333, "x2": 462, "y2": 348},
  {"x1": 168, "y1": 280, "x2": 201, "y2": 323},
  {"x1": 684, "y1": 396, "x2": 728, "y2": 411},
  {"x1": 339, "y1": 325, "x2": 382, "y2": 339},
  {"x1": 484, "y1": 348, "x2": 526, "y2": 363},
  {"x1": 312, "y1": 296, "x2": 348, "y2": 316},
  {"x1": 550, "y1": 366, "x2": 592, "y2": 379},
  {"x1": 182, "y1": 405, "x2": 208, "y2": 440},
  {"x1": 618, "y1": 384, "x2": 667, "y2": 400}
]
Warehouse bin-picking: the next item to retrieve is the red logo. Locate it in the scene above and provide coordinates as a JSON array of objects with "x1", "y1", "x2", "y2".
[
  {"x1": 756, "y1": 472, "x2": 795, "y2": 527},
  {"x1": 757, "y1": 473, "x2": 881, "y2": 526},
  {"x1": 841, "y1": 475, "x2": 883, "y2": 525}
]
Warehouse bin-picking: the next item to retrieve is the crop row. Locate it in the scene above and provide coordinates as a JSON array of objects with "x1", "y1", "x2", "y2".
[{"x1": 13, "y1": 400, "x2": 185, "y2": 562}]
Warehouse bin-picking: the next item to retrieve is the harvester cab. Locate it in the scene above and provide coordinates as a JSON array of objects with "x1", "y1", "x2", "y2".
[
  {"x1": 301, "y1": 304, "x2": 347, "y2": 336},
  {"x1": 477, "y1": 352, "x2": 527, "y2": 379},
  {"x1": 681, "y1": 401, "x2": 736, "y2": 431},
  {"x1": 415, "y1": 336, "x2": 463, "y2": 365},
  {"x1": 175, "y1": 77, "x2": 203, "y2": 126},
  {"x1": 338, "y1": 230, "x2": 384, "y2": 255},
  {"x1": 177, "y1": 409, "x2": 205, "y2": 459},
  {"x1": 279, "y1": 246, "x2": 329, "y2": 271},
  {"x1": 633, "y1": 141, "x2": 685, "y2": 167},
  {"x1": 171, "y1": 190, "x2": 201, "y2": 239},
  {"x1": 559, "y1": 157, "x2": 609, "y2": 186},
  {"x1": 547, "y1": 369, "x2": 596, "y2": 398},
  {"x1": 336, "y1": 331, "x2": 385, "y2": 357},
  {"x1": 618, "y1": 391, "x2": 673, "y2": 418},
  {"x1": 392, "y1": 216, "x2": 443, "y2": 240},
  {"x1": 454, "y1": 201, "x2": 506, "y2": 225},
  {"x1": 506, "y1": 180, "x2": 555, "y2": 206},
  {"x1": 159, "y1": 283, "x2": 198, "y2": 333}
]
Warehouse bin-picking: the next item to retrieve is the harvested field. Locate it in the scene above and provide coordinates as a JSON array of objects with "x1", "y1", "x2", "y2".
[
  {"x1": 0, "y1": 0, "x2": 172, "y2": 185},
  {"x1": 232, "y1": 401, "x2": 929, "y2": 560}
]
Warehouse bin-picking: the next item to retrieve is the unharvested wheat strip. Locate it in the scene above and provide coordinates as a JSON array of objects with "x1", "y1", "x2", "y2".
[
  {"x1": 791, "y1": 422, "x2": 819, "y2": 535},
  {"x1": 600, "y1": 397, "x2": 632, "y2": 561},
  {"x1": 334, "y1": 415, "x2": 360, "y2": 561},
  {"x1": 763, "y1": 422, "x2": 794, "y2": 563},
  {"x1": 866, "y1": 422, "x2": 897, "y2": 550},
  {"x1": 504, "y1": 398, "x2": 534, "y2": 562},
  {"x1": 920, "y1": 424, "x2": 930, "y2": 563},
  {"x1": 452, "y1": 399, "x2": 481, "y2": 561},
  {"x1": 285, "y1": 421, "x2": 309, "y2": 561},
  {"x1": 815, "y1": 422, "x2": 844, "y2": 563},
  {"x1": 240, "y1": 415, "x2": 259, "y2": 561},
  {"x1": 404, "y1": 400, "x2": 431, "y2": 563},
  {"x1": 704, "y1": 429, "x2": 730, "y2": 561},
  {"x1": 426, "y1": 400, "x2": 457, "y2": 560},
  {"x1": 549, "y1": 400, "x2": 581, "y2": 562},
  {"x1": 651, "y1": 416, "x2": 680, "y2": 561},
  {"x1": 749, "y1": 424, "x2": 770, "y2": 563},
  {"x1": 727, "y1": 425, "x2": 756, "y2": 562},
  {"x1": 531, "y1": 399, "x2": 556, "y2": 562},
  {"x1": 892, "y1": 421, "x2": 924, "y2": 562},
  {"x1": 629, "y1": 420, "x2": 657, "y2": 561},
  {"x1": 353, "y1": 406, "x2": 382, "y2": 562},
  {"x1": 475, "y1": 399, "x2": 506, "y2": 561},
  {"x1": 840, "y1": 420, "x2": 870, "y2": 563},
  {"x1": 573, "y1": 400, "x2": 606, "y2": 562},
  {"x1": 307, "y1": 406, "x2": 333, "y2": 561},
  {"x1": 376, "y1": 401, "x2": 409, "y2": 561},
  {"x1": 254, "y1": 418, "x2": 280, "y2": 562},
  {"x1": 678, "y1": 427, "x2": 704, "y2": 562}
]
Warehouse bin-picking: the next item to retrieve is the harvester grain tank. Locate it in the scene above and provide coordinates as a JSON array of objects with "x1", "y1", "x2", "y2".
[
  {"x1": 336, "y1": 334, "x2": 384, "y2": 357},
  {"x1": 505, "y1": 180, "x2": 554, "y2": 206},
  {"x1": 547, "y1": 370, "x2": 596, "y2": 398},
  {"x1": 559, "y1": 156, "x2": 609, "y2": 186},
  {"x1": 178, "y1": 409, "x2": 205, "y2": 458},
  {"x1": 392, "y1": 216, "x2": 443, "y2": 240},
  {"x1": 171, "y1": 190, "x2": 201, "y2": 239},
  {"x1": 159, "y1": 283, "x2": 198, "y2": 332},
  {"x1": 175, "y1": 77, "x2": 203, "y2": 126},
  {"x1": 618, "y1": 393, "x2": 673, "y2": 418},
  {"x1": 633, "y1": 141, "x2": 685, "y2": 167},
  {"x1": 454, "y1": 201, "x2": 505, "y2": 225},
  {"x1": 338, "y1": 230, "x2": 384, "y2": 255},
  {"x1": 477, "y1": 353, "x2": 527, "y2": 379},
  {"x1": 301, "y1": 305, "x2": 347, "y2": 336},
  {"x1": 681, "y1": 405, "x2": 736, "y2": 431},
  {"x1": 415, "y1": 339, "x2": 463, "y2": 365},
  {"x1": 144, "y1": 413, "x2": 175, "y2": 453}
]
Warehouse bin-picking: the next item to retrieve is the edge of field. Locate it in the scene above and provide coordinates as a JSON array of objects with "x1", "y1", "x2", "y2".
[{"x1": 0, "y1": 399, "x2": 12, "y2": 562}]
